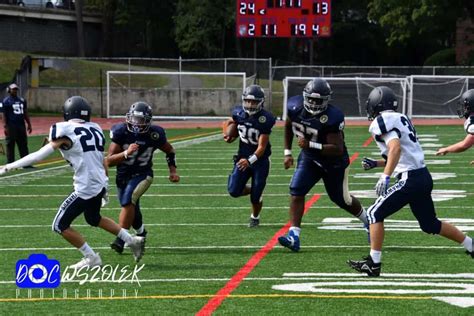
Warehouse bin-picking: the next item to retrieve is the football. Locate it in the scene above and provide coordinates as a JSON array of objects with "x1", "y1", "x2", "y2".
[{"x1": 222, "y1": 120, "x2": 238, "y2": 142}]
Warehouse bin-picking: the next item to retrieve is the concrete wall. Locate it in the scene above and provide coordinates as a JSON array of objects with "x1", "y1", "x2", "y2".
[{"x1": 27, "y1": 88, "x2": 242, "y2": 117}]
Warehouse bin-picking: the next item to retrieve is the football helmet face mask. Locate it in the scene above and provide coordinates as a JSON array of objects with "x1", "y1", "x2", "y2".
[
  {"x1": 242, "y1": 85, "x2": 265, "y2": 116},
  {"x1": 457, "y1": 89, "x2": 474, "y2": 119},
  {"x1": 63, "y1": 96, "x2": 91, "y2": 122},
  {"x1": 366, "y1": 86, "x2": 398, "y2": 120},
  {"x1": 126, "y1": 102, "x2": 153, "y2": 133},
  {"x1": 303, "y1": 78, "x2": 332, "y2": 115}
]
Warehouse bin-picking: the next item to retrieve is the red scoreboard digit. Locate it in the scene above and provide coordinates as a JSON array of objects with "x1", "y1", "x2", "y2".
[{"x1": 236, "y1": 0, "x2": 331, "y2": 38}]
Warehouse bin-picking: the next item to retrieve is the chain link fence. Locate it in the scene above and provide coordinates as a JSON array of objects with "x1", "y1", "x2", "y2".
[{"x1": 24, "y1": 57, "x2": 474, "y2": 117}]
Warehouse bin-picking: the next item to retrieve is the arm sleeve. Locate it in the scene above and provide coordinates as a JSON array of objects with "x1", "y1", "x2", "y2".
[
  {"x1": 6, "y1": 143, "x2": 55, "y2": 170},
  {"x1": 381, "y1": 130, "x2": 400, "y2": 144}
]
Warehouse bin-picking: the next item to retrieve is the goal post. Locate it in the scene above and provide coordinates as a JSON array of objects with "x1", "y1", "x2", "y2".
[
  {"x1": 106, "y1": 71, "x2": 247, "y2": 120},
  {"x1": 282, "y1": 77, "x2": 409, "y2": 121},
  {"x1": 408, "y1": 75, "x2": 474, "y2": 118}
]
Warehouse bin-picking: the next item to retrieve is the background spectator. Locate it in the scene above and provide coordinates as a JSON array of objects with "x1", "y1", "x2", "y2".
[{"x1": 0, "y1": 83, "x2": 32, "y2": 164}]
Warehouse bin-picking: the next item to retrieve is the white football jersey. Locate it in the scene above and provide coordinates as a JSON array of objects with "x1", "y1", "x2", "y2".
[
  {"x1": 49, "y1": 120, "x2": 108, "y2": 199},
  {"x1": 369, "y1": 111, "x2": 425, "y2": 175},
  {"x1": 464, "y1": 116, "x2": 474, "y2": 135}
]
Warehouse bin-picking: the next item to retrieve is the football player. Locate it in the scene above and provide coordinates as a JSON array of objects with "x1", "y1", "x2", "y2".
[
  {"x1": 107, "y1": 101, "x2": 179, "y2": 254},
  {"x1": 0, "y1": 96, "x2": 145, "y2": 268},
  {"x1": 278, "y1": 78, "x2": 368, "y2": 252},
  {"x1": 435, "y1": 89, "x2": 474, "y2": 158},
  {"x1": 347, "y1": 86, "x2": 474, "y2": 277},
  {"x1": 224, "y1": 85, "x2": 276, "y2": 227}
]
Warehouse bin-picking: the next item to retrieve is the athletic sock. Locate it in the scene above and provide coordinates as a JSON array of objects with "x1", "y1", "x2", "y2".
[
  {"x1": 250, "y1": 214, "x2": 260, "y2": 220},
  {"x1": 79, "y1": 242, "x2": 95, "y2": 257},
  {"x1": 289, "y1": 226, "x2": 301, "y2": 237},
  {"x1": 370, "y1": 249, "x2": 382, "y2": 264},
  {"x1": 117, "y1": 228, "x2": 133, "y2": 244},
  {"x1": 356, "y1": 207, "x2": 369, "y2": 226}
]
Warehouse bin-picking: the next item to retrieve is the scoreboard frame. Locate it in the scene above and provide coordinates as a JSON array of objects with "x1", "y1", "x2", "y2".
[{"x1": 236, "y1": 0, "x2": 332, "y2": 38}]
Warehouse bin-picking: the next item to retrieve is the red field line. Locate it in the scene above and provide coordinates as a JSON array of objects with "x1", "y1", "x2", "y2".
[{"x1": 195, "y1": 194, "x2": 321, "y2": 316}]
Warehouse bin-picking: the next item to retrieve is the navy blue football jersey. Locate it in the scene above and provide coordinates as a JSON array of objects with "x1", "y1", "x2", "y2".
[
  {"x1": 110, "y1": 123, "x2": 167, "y2": 179},
  {"x1": 287, "y1": 95, "x2": 349, "y2": 168},
  {"x1": 0, "y1": 95, "x2": 28, "y2": 126},
  {"x1": 232, "y1": 106, "x2": 276, "y2": 158}
]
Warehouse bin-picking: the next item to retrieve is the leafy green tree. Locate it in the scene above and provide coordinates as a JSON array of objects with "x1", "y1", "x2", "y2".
[
  {"x1": 174, "y1": 0, "x2": 235, "y2": 57},
  {"x1": 368, "y1": 0, "x2": 474, "y2": 64}
]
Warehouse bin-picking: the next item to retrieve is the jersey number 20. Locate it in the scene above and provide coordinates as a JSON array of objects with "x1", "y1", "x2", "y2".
[{"x1": 74, "y1": 127, "x2": 105, "y2": 152}]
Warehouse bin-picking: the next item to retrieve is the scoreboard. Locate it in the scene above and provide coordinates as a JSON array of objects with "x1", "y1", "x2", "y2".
[{"x1": 236, "y1": 0, "x2": 331, "y2": 38}]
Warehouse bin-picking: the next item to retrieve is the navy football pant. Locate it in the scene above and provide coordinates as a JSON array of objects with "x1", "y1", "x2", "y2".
[
  {"x1": 52, "y1": 188, "x2": 106, "y2": 233},
  {"x1": 290, "y1": 155, "x2": 352, "y2": 209},
  {"x1": 228, "y1": 157, "x2": 270, "y2": 204},
  {"x1": 117, "y1": 174, "x2": 153, "y2": 230},
  {"x1": 367, "y1": 167, "x2": 442, "y2": 235}
]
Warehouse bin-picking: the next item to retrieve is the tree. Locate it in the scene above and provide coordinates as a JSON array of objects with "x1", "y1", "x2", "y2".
[
  {"x1": 174, "y1": 0, "x2": 234, "y2": 57},
  {"x1": 367, "y1": 0, "x2": 474, "y2": 64}
]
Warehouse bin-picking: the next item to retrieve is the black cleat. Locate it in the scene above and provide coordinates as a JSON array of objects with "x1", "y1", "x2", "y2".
[
  {"x1": 347, "y1": 255, "x2": 381, "y2": 277},
  {"x1": 248, "y1": 217, "x2": 260, "y2": 228},
  {"x1": 110, "y1": 237, "x2": 125, "y2": 254}
]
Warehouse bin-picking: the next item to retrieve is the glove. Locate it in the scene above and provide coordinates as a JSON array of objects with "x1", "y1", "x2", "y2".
[
  {"x1": 375, "y1": 174, "x2": 390, "y2": 196},
  {"x1": 362, "y1": 157, "x2": 377, "y2": 170}
]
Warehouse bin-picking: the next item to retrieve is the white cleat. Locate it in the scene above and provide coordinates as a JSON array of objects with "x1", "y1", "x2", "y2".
[
  {"x1": 69, "y1": 253, "x2": 102, "y2": 270},
  {"x1": 128, "y1": 236, "x2": 145, "y2": 262}
]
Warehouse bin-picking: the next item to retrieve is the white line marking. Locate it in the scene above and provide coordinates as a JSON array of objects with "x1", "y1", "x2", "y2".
[{"x1": 0, "y1": 245, "x2": 465, "y2": 252}]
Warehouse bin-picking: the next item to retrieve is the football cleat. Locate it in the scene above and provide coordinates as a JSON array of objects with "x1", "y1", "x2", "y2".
[
  {"x1": 248, "y1": 217, "x2": 260, "y2": 228},
  {"x1": 278, "y1": 230, "x2": 300, "y2": 252},
  {"x1": 128, "y1": 236, "x2": 145, "y2": 262},
  {"x1": 110, "y1": 237, "x2": 125, "y2": 254},
  {"x1": 347, "y1": 255, "x2": 381, "y2": 277},
  {"x1": 69, "y1": 253, "x2": 102, "y2": 270}
]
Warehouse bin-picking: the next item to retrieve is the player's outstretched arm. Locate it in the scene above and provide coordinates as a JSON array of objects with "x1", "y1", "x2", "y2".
[
  {"x1": 160, "y1": 142, "x2": 180, "y2": 183},
  {"x1": 436, "y1": 134, "x2": 474, "y2": 156},
  {"x1": 0, "y1": 138, "x2": 70, "y2": 175}
]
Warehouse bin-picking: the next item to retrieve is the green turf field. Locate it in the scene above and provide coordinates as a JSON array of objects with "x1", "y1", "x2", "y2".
[{"x1": 0, "y1": 124, "x2": 474, "y2": 315}]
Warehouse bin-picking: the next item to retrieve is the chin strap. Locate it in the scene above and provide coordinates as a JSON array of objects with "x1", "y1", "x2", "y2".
[{"x1": 6, "y1": 143, "x2": 55, "y2": 171}]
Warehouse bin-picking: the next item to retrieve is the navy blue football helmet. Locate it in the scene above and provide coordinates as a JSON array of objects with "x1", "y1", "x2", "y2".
[
  {"x1": 457, "y1": 89, "x2": 474, "y2": 118},
  {"x1": 366, "y1": 86, "x2": 398, "y2": 120},
  {"x1": 303, "y1": 78, "x2": 332, "y2": 115},
  {"x1": 126, "y1": 102, "x2": 153, "y2": 133},
  {"x1": 63, "y1": 96, "x2": 91, "y2": 122},
  {"x1": 242, "y1": 85, "x2": 265, "y2": 116}
]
